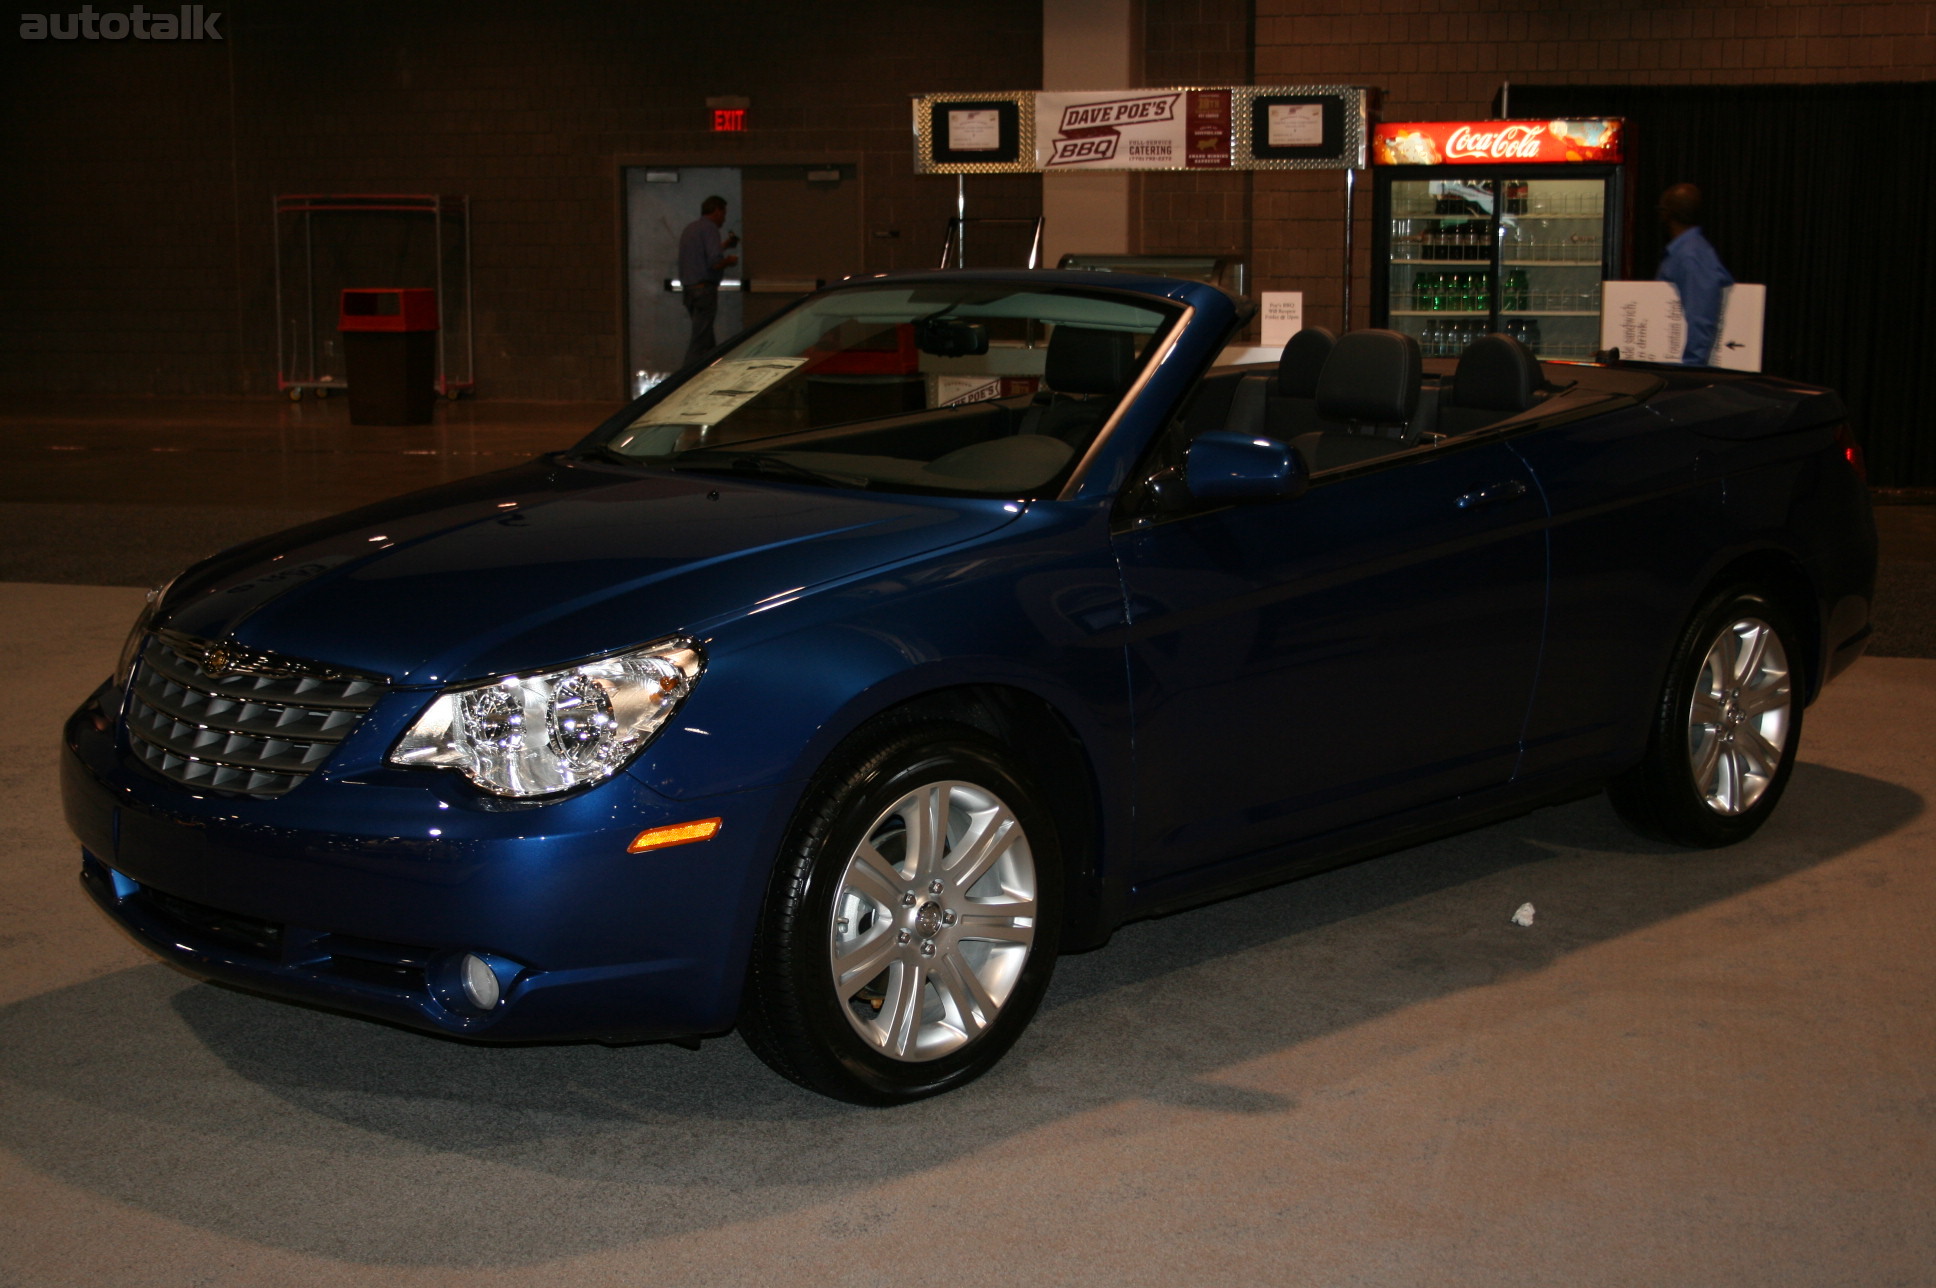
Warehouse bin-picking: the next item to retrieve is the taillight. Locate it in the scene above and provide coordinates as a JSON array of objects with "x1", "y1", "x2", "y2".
[{"x1": 1833, "y1": 422, "x2": 1867, "y2": 484}]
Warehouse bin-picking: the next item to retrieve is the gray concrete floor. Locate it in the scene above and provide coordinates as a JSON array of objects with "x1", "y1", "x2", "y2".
[{"x1": 2, "y1": 397, "x2": 1932, "y2": 1286}]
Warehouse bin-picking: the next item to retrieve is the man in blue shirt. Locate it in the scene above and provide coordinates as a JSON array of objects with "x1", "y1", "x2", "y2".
[
  {"x1": 679, "y1": 195, "x2": 740, "y2": 363},
  {"x1": 1656, "y1": 183, "x2": 1733, "y2": 366}
]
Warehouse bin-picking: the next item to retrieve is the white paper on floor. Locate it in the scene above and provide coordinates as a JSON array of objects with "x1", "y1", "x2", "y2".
[{"x1": 1510, "y1": 902, "x2": 1536, "y2": 927}]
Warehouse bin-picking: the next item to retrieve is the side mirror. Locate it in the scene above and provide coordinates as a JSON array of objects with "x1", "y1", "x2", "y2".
[{"x1": 1184, "y1": 431, "x2": 1308, "y2": 502}]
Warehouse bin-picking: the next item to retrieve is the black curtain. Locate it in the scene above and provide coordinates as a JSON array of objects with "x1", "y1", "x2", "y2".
[{"x1": 1509, "y1": 82, "x2": 1936, "y2": 487}]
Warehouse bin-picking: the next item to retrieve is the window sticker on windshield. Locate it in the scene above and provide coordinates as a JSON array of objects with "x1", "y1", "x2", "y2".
[{"x1": 632, "y1": 358, "x2": 805, "y2": 428}]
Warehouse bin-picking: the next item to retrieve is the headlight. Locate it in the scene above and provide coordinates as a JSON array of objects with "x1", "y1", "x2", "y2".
[
  {"x1": 115, "y1": 576, "x2": 176, "y2": 687},
  {"x1": 388, "y1": 637, "x2": 703, "y2": 797}
]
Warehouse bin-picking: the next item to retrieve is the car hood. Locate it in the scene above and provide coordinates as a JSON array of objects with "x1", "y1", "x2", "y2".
[{"x1": 159, "y1": 458, "x2": 1021, "y2": 686}]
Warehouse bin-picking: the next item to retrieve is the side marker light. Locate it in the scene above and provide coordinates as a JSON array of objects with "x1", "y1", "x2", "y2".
[{"x1": 627, "y1": 818, "x2": 724, "y2": 853}]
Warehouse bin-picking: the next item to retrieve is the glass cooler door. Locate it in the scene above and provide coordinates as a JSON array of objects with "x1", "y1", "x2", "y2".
[
  {"x1": 1497, "y1": 174, "x2": 1610, "y2": 361},
  {"x1": 1386, "y1": 177, "x2": 1499, "y2": 359}
]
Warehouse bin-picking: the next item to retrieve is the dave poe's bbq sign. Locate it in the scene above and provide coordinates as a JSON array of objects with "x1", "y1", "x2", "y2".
[
  {"x1": 912, "y1": 86, "x2": 1368, "y2": 174},
  {"x1": 1036, "y1": 89, "x2": 1232, "y2": 170}
]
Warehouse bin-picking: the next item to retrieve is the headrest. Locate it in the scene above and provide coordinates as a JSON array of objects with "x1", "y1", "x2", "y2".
[
  {"x1": 1316, "y1": 329, "x2": 1421, "y2": 424},
  {"x1": 1449, "y1": 333, "x2": 1543, "y2": 412},
  {"x1": 1276, "y1": 326, "x2": 1336, "y2": 399},
  {"x1": 1046, "y1": 326, "x2": 1137, "y2": 397}
]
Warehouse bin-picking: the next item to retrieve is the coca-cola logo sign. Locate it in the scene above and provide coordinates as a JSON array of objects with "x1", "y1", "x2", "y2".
[
  {"x1": 1445, "y1": 124, "x2": 1545, "y2": 160},
  {"x1": 1373, "y1": 119, "x2": 1623, "y2": 166}
]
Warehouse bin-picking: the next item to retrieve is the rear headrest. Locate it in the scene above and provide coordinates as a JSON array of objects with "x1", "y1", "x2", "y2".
[
  {"x1": 1316, "y1": 329, "x2": 1421, "y2": 424},
  {"x1": 1046, "y1": 326, "x2": 1137, "y2": 397},
  {"x1": 1276, "y1": 326, "x2": 1336, "y2": 399},
  {"x1": 1449, "y1": 333, "x2": 1543, "y2": 412}
]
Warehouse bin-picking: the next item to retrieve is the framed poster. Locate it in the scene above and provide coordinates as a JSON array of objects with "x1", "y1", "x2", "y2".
[
  {"x1": 925, "y1": 99, "x2": 1022, "y2": 166},
  {"x1": 1249, "y1": 93, "x2": 1347, "y2": 162}
]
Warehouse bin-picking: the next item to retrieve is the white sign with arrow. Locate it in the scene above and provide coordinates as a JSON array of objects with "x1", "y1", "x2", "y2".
[
  {"x1": 1712, "y1": 283, "x2": 1765, "y2": 372},
  {"x1": 1600, "y1": 281, "x2": 1764, "y2": 370}
]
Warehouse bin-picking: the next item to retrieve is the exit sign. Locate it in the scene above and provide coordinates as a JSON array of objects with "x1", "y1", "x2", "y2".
[{"x1": 711, "y1": 108, "x2": 746, "y2": 132}]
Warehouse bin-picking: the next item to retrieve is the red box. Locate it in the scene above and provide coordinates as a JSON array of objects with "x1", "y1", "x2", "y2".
[
  {"x1": 808, "y1": 323, "x2": 917, "y2": 375},
  {"x1": 338, "y1": 288, "x2": 439, "y2": 333}
]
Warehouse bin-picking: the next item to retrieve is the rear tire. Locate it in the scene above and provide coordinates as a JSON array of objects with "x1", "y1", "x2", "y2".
[
  {"x1": 740, "y1": 725, "x2": 1061, "y2": 1104},
  {"x1": 1609, "y1": 586, "x2": 1803, "y2": 847}
]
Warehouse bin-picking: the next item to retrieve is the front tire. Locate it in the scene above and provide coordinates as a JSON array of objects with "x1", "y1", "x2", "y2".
[
  {"x1": 740, "y1": 725, "x2": 1062, "y2": 1104},
  {"x1": 1609, "y1": 587, "x2": 1803, "y2": 847}
]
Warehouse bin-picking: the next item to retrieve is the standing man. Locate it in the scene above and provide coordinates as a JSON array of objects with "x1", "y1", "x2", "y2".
[
  {"x1": 1656, "y1": 182, "x2": 1734, "y2": 366},
  {"x1": 679, "y1": 195, "x2": 740, "y2": 364}
]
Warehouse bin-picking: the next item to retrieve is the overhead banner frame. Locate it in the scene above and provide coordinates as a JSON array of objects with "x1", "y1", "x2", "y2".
[{"x1": 912, "y1": 86, "x2": 1371, "y2": 175}]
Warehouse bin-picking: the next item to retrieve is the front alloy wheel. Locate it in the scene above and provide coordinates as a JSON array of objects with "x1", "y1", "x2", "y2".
[
  {"x1": 830, "y1": 779, "x2": 1038, "y2": 1062},
  {"x1": 741, "y1": 725, "x2": 1061, "y2": 1104}
]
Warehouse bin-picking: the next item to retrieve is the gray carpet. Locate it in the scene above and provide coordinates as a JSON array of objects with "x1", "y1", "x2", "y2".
[{"x1": 3, "y1": 585, "x2": 1934, "y2": 1286}]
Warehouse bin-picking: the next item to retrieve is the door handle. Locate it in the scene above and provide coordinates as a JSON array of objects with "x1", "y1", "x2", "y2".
[{"x1": 1455, "y1": 479, "x2": 1528, "y2": 510}]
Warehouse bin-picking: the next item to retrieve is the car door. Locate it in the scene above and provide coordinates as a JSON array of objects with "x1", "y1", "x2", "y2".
[{"x1": 1112, "y1": 436, "x2": 1547, "y2": 884}]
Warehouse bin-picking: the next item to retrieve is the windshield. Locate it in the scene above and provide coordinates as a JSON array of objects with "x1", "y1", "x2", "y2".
[{"x1": 580, "y1": 281, "x2": 1183, "y2": 497}]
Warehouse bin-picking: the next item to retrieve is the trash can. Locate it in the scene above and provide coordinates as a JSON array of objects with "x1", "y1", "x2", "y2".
[{"x1": 339, "y1": 288, "x2": 438, "y2": 425}]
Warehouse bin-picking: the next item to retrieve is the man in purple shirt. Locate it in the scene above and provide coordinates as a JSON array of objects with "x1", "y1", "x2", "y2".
[
  {"x1": 1656, "y1": 183, "x2": 1734, "y2": 366},
  {"x1": 678, "y1": 195, "x2": 740, "y2": 363}
]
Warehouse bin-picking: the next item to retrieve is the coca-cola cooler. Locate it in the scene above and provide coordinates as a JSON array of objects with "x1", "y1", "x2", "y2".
[{"x1": 1369, "y1": 118, "x2": 1625, "y2": 361}]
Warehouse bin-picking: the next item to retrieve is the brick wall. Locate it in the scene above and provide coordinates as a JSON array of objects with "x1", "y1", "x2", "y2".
[
  {"x1": 1138, "y1": 0, "x2": 1254, "y2": 308},
  {"x1": 9, "y1": 0, "x2": 1931, "y2": 395},
  {"x1": 2, "y1": 0, "x2": 1042, "y2": 399}
]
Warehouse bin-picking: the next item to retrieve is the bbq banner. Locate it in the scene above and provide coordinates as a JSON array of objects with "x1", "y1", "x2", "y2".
[
  {"x1": 1035, "y1": 89, "x2": 1232, "y2": 170},
  {"x1": 913, "y1": 86, "x2": 1368, "y2": 174}
]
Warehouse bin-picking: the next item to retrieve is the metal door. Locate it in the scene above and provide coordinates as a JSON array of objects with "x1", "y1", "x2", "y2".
[{"x1": 625, "y1": 166, "x2": 743, "y2": 394}]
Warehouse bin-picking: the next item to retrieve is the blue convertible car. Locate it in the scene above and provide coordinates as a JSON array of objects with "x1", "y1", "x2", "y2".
[{"x1": 63, "y1": 270, "x2": 1875, "y2": 1102}]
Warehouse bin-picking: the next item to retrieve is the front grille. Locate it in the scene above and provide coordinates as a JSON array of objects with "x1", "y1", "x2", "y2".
[{"x1": 125, "y1": 633, "x2": 386, "y2": 798}]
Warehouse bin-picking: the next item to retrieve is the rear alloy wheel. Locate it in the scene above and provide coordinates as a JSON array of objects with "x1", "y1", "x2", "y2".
[
  {"x1": 741, "y1": 726, "x2": 1061, "y2": 1104},
  {"x1": 1610, "y1": 588, "x2": 1804, "y2": 847}
]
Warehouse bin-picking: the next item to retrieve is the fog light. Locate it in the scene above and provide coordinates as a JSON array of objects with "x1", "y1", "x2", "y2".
[{"x1": 460, "y1": 953, "x2": 501, "y2": 1011}]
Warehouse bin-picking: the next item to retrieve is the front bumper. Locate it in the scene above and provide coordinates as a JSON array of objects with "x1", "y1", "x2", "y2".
[{"x1": 62, "y1": 683, "x2": 794, "y2": 1043}]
